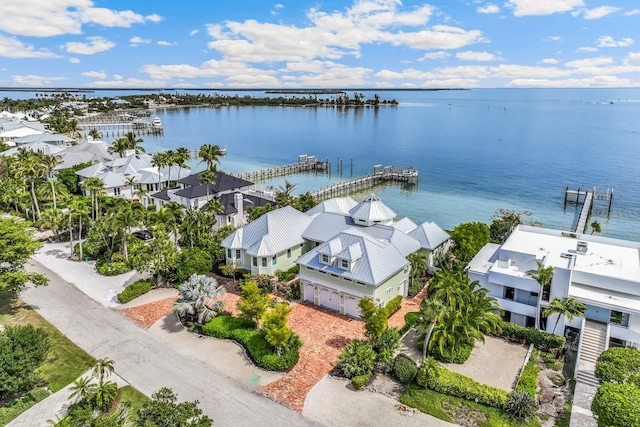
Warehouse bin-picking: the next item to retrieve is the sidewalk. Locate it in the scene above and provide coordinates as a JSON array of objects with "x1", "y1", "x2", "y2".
[{"x1": 7, "y1": 372, "x2": 129, "y2": 427}]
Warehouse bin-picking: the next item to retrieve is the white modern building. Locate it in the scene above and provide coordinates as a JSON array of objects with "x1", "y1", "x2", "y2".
[{"x1": 468, "y1": 225, "x2": 640, "y2": 351}]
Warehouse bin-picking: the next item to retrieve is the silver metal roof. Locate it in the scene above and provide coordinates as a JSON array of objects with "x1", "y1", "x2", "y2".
[
  {"x1": 363, "y1": 224, "x2": 422, "y2": 257},
  {"x1": 393, "y1": 217, "x2": 419, "y2": 233},
  {"x1": 305, "y1": 196, "x2": 358, "y2": 216},
  {"x1": 302, "y1": 212, "x2": 354, "y2": 243},
  {"x1": 408, "y1": 221, "x2": 451, "y2": 250},
  {"x1": 348, "y1": 193, "x2": 396, "y2": 224},
  {"x1": 297, "y1": 227, "x2": 409, "y2": 286},
  {"x1": 221, "y1": 206, "x2": 313, "y2": 256}
]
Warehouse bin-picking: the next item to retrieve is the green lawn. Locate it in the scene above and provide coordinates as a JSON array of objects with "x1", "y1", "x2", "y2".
[
  {"x1": 118, "y1": 385, "x2": 150, "y2": 417},
  {"x1": 0, "y1": 291, "x2": 95, "y2": 391},
  {"x1": 400, "y1": 385, "x2": 541, "y2": 427}
]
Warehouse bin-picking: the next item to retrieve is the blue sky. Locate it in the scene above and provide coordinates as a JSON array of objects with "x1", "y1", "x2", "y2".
[{"x1": 0, "y1": 0, "x2": 638, "y2": 88}]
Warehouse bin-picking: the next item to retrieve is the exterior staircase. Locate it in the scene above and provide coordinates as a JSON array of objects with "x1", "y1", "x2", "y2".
[{"x1": 576, "y1": 321, "x2": 607, "y2": 387}]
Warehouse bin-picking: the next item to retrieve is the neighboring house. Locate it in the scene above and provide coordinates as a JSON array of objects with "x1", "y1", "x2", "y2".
[
  {"x1": 76, "y1": 152, "x2": 190, "y2": 204},
  {"x1": 407, "y1": 221, "x2": 453, "y2": 273},
  {"x1": 56, "y1": 140, "x2": 115, "y2": 170},
  {"x1": 468, "y1": 225, "x2": 640, "y2": 351},
  {"x1": 0, "y1": 140, "x2": 65, "y2": 157},
  {"x1": 222, "y1": 193, "x2": 450, "y2": 318},
  {"x1": 0, "y1": 121, "x2": 47, "y2": 141},
  {"x1": 221, "y1": 206, "x2": 314, "y2": 276},
  {"x1": 297, "y1": 227, "x2": 411, "y2": 318},
  {"x1": 11, "y1": 133, "x2": 73, "y2": 147}
]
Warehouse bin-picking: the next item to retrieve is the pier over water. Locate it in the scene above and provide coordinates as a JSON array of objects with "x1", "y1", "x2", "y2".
[{"x1": 564, "y1": 187, "x2": 613, "y2": 234}]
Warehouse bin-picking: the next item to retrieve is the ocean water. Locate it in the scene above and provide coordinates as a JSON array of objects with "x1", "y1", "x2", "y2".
[{"x1": 4, "y1": 88, "x2": 640, "y2": 240}]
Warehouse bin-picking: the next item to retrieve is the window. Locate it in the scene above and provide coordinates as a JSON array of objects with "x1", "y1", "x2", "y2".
[
  {"x1": 272, "y1": 256, "x2": 277, "y2": 266},
  {"x1": 321, "y1": 254, "x2": 330, "y2": 264},
  {"x1": 261, "y1": 257, "x2": 267, "y2": 268},
  {"x1": 287, "y1": 249, "x2": 292, "y2": 259},
  {"x1": 252, "y1": 257, "x2": 257, "y2": 267},
  {"x1": 502, "y1": 310, "x2": 512, "y2": 322},
  {"x1": 114, "y1": 187, "x2": 121, "y2": 196},
  {"x1": 504, "y1": 287, "x2": 515, "y2": 301},
  {"x1": 610, "y1": 311, "x2": 630, "y2": 327},
  {"x1": 340, "y1": 259, "x2": 349, "y2": 270},
  {"x1": 235, "y1": 249, "x2": 241, "y2": 259},
  {"x1": 227, "y1": 249, "x2": 232, "y2": 258}
]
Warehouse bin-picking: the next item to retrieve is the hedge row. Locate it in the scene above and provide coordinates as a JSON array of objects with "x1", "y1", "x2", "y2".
[
  {"x1": 0, "y1": 388, "x2": 50, "y2": 425},
  {"x1": 515, "y1": 358, "x2": 539, "y2": 397},
  {"x1": 385, "y1": 295, "x2": 403, "y2": 318},
  {"x1": 202, "y1": 316, "x2": 300, "y2": 371},
  {"x1": 591, "y1": 382, "x2": 640, "y2": 427},
  {"x1": 499, "y1": 323, "x2": 565, "y2": 350},
  {"x1": 416, "y1": 364, "x2": 509, "y2": 409},
  {"x1": 117, "y1": 279, "x2": 154, "y2": 304},
  {"x1": 595, "y1": 347, "x2": 640, "y2": 387}
]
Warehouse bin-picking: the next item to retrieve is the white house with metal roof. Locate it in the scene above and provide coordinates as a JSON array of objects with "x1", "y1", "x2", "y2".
[{"x1": 468, "y1": 225, "x2": 640, "y2": 351}]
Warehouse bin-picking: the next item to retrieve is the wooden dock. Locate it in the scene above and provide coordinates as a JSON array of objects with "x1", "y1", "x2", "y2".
[
  {"x1": 310, "y1": 165, "x2": 418, "y2": 200},
  {"x1": 235, "y1": 155, "x2": 328, "y2": 181},
  {"x1": 564, "y1": 187, "x2": 613, "y2": 233}
]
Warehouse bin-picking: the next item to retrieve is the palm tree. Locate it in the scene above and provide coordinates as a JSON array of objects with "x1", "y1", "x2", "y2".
[
  {"x1": 198, "y1": 143, "x2": 225, "y2": 171},
  {"x1": 417, "y1": 299, "x2": 447, "y2": 358},
  {"x1": 16, "y1": 151, "x2": 46, "y2": 219},
  {"x1": 82, "y1": 177, "x2": 104, "y2": 220},
  {"x1": 590, "y1": 220, "x2": 602, "y2": 235},
  {"x1": 41, "y1": 154, "x2": 60, "y2": 210},
  {"x1": 174, "y1": 147, "x2": 191, "y2": 181},
  {"x1": 199, "y1": 168, "x2": 216, "y2": 201},
  {"x1": 108, "y1": 138, "x2": 129, "y2": 157},
  {"x1": 173, "y1": 274, "x2": 227, "y2": 325},
  {"x1": 151, "y1": 151, "x2": 168, "y2": 191},
  {"x1": 121, "y1": 131, "x2": 145, "y2": 154},
  {"x1": 92, "y1": 358, "x2": 115, "y2": 383},
  {"x1": 125, "y1": 176, "x2": 138, "y2": 199},
  {"x1": 420, "y1": 357, "x2": 441, "y2": 381},
  {"x1": 114, "y1": 207, "x2": 138, "y2": 261},
  {"x1": 275, "y1": 180, "x2": 296, "y2": 207},
  {"x1": 544, "y1": 297, "x2": 586, "y2": 335},
  {"x1": 91, "y1": 380, "x2": 118, "y2": 411},
  {"x1": 165, "y1": 149, "x2": 176, "y2": 188},
  {"x1": 69, "y1": 376, "x2": 97, "y2": 403},
  {"x1": 88, "y1": 128, "x2": 102, "y2": 140},
  {"x1": 407, "y1": 252, "x2": 428, "y2": 289},
  {"x1": 71, "y1": 199, "x2": 91, "y2": 260},
  {"x1": 135, "y1": 186, "x2": 149, "y2": 207},
  {"x1": 40, "y1": 208, "x2": 64, "y2": 240},
  {"x1": 204, "y1": 197, "x2": 224, "y2": 215},
  {"x1": 530, "y1": 260, "x2": 554, "y2": 329},
  {"x1": 37, "y1": 178, "x2": 68, "y2": 210}
]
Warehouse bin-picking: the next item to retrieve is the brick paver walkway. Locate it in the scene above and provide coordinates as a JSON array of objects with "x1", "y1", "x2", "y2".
[
  {"x1": 388, "y1": 281, "x2": 429, "y2": 330},
  {"x1": 258, "y1": 303, "x2": 365, "y2": 412}
]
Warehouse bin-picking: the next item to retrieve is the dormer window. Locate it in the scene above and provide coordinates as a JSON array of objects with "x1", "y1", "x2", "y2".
[
  {"x1": 340, "y1": 259, "x2": 350, "y2": 270},
  {"x1": 321, "y1": 254, "x2": 330, "y2": 264}
]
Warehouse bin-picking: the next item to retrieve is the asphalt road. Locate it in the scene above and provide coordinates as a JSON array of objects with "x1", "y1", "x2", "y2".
[{"x1": 22, "y1": 260, "x2": 321, "y2": 427}]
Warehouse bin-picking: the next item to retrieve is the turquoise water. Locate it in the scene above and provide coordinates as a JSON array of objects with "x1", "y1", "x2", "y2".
[{"x1": 4, "y1": 88, "x2": 640, "y2": 240}]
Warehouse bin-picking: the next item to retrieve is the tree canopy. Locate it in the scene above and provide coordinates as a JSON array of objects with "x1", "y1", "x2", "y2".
[
  {"x1": 0, "y1": 216, "x2": 48, "y2": 292},
  {"x1": 448, "y1": 222, "x2": 490, "y2": 263}
]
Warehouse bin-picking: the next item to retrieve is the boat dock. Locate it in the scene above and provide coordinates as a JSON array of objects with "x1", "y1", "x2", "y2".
[
  {"x1": 564, "y1": 187, "x2": 613, "y2": 233},
  {"x1": 77, "y1": 110, "x2": 162, "y2": 138},
  {"x1": 310, "y1": 165, "x2": 418, "y2": 200},
  {"x1": 235, "y1": 155, "x2": 328, "y2": 181}
]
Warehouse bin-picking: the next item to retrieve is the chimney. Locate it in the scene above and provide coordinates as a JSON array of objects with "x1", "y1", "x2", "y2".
[{"x1": 234, "y1": 192, "x2": 244, "y2": 227}]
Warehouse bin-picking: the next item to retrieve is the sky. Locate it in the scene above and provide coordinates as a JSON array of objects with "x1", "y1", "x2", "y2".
[{"x1": 0, "y1": 0, "x2": 639, "y2": 89}]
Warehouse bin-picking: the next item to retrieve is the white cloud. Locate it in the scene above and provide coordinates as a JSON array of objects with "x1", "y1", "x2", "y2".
[
  {"x1": 65, "y1": 37, "x2": 115, "y2": 55},
  {"x1": 189, "y1": 29, "x2": 199, "y2": 36},
  {"x1": 626, "y1": 9, "x2": 640, "y2": 16},
  {"x1": 11, "y1": 74, "x2": 66, "y2": 86},
  {"x1": 274, "y1": 4, "x2": 284, "y2": 9},
  {"x1": 565, "y1": 57, "x2": 613, "y2": 68},
  {"x1": 89, "y1": 77, "x2": 168, "y2": 88},
  {"x1": 477, "y1": 4, "x2": 500, "y2": 14},
  {"x1": 82, "y1": 70, "x2": 107, "y2": 79},
  {"x1": 456, "y1": 51, "x2": 501, "y2": 61},
  {"x1": 596, "y1": 36, "x2": 634, "y2": 48},
  {"x1": 572, "y1": 6, "x2": 620, "y2": 19},
  {"x1": 540, "y1": 58, "x2": 559, "y2": 64},
  {"x1": 507, "y1": 76, "x2": 640, "y2": 88},
  {"x1": 130, "y1": 36, "x2": 151, "y2": 45},
  {"x1": 625, "y1": 52, "x2": 640, "y2": 65},
  {"x1": 0, "y1": 35, "x2": 60, "y2": 58},
  {"x1": 157, "y1": 41, "x2": 172, "y2": 46},
  {"x1": 506, "y1": 0, "x2": 583, "y2": 17},
  {"x1": 0, "y1": 1, "x2": 162, "y2": 37},
  {"x1": 418, "y1": 51, "x2": 450, "y2": 61},
  {"x1": 577, "y1": 46, "x2": 598, "y2": 52},
  {"x1": 543, "y1": 36, "x2": 562, "y2": 42},
  {"x1": 68, "y1": 57, "x2": 80, "y2": 63}
]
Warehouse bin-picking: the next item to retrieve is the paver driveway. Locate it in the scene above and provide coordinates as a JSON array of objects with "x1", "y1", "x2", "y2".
[{"x1": 259, "y1": 303, "x2": 365, "y2": 412}]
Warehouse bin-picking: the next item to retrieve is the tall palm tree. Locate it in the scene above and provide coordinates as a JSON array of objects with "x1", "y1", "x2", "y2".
[
  {"x1": 417, "y1": 299, "x2": 447, "y2": 358},
  {"x1": 107, "y1": 138, "x2": 129, "y2": 157},
  {"x1": 204, "y1": 197, "x2": 223, "y2": 215},
  {"x1": 16, "y1": 151, "x2": 46, "y2": 219},
  {"x1": 121, "y1": 131, "x2": 145, "y2": 154},
  {"x1": 39, "y1": 208, "x2": 64, "y2": 240},
  {"x1": 199, "y1": 168, "x2": 216, "y2": 201},
  {"x1": 531, "y1": 260, "x2": 554, "y2": 329},
  {"x1": 135, "y1": 186, "x2": 149, "y2": 207},
  {"x1": 151, "y1": 151, "x2": 168, "y2": 191},
  {"x1": 82, "y1": 177, "x2": 104, "y2": 220},
  {"x1": 37, "y1": 178, "x2": 68, "y2": 210},
  {"x1": 544, "y1": 297, "x2": 586, "y2": 335},
  {"x1": 72, "y1": 199, "x2": 91, "y2": 260},
  {"x1": 407, "y1": 252, "x2": 429, "y2": 289},
  {"x1": 173, "y1": 274, "x2": 227, "y2": 325},
  {"x1": 590, "y1": 221, "x2": 602, "y2": 235},
  {"x1": 88, "y1": 128, "x2": 102, "y2": 140},
  {"x1": 165, "y1": 149, "x2": 176, "y2": 188},
  {"x1": 41, "y1": 154, "x2": 60, "y2": 210},
  {"x1": 114, "y1": 207, "x2": 138, "y2": 261},
  {"x1": 92, "y1": 358, "x2": 115, "y2": 383},
  {"x1": 198, "y1": 143, "x2": 224, "y2": 171},
  {"x1": 275, "y1": 179, "x2": 296, "y2": 207},
  {"x1": 174, "y1": 147, "x2": 191, "y2": 181},
  {"x1": 125, "y1": 176, "x2": 138, "y2": 199}
]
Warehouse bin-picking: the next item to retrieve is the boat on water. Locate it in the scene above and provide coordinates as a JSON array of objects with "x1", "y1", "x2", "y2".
[{"x1": 151, "y1": 116, "x2": 162, "y2": 128}]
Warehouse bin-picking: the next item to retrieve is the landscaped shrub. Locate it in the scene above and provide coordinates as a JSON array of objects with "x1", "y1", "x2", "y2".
[
  {"x1": 426, "y1": 341, "x2": 474, "y2": 364},
  {"x1": 499, "y1": 323, "x2": 565, "y2": 350},
  {"x1": 385, "y1": 295, "x2": 403, "y2": 318},
  {"x1": 515, "y1": 358, "x2": 539, "y2": 397},
  {"x1": 351, "y1": 373, "x2": 371, "y2": 390},
  {"x1": 176, "y1": 248, "x2": 214, "y2": 282},
  {"x1": 0, "y1": 387, "x2": 50, "y2": 425},
  {"x1": 393, "y1": 354, "x2": 418, "y2": 384},
  {"x1": 506, "y1": 390, "x2": 537, "y2": 420},
  {"x1": 591, "y1": 382, "x2": 640, "y2": 427},
  {"x1": 276, "y1": 265, "x2": 298, "y2": 283},
  {"x1": 117, "y1": 279, "x2": 154, "y2": 304},
  {"x1": 0, "y1": 325, "x2": 50, "y2": 398},
  {"x1": 202, "y1": 316, "x2": 300, "y2": 371},
  {"x1": 416, "y1": 363, "x2": 509, "y2": 409},
  {"x1": 287, "y1": 281, "x2": 301, "y2": 300},
  {"x1": 338, "y1": 340, "x2": 376, "y2": 379},
  {"x1": 96, "y1": 259, "x2": 131, "y2": 276},
  {"x1": 595, "y1": 347, "x2": 640, "y2": 387},
  {"x1": 400, "y1": 311, "x2": 421, "y2": 335}
]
